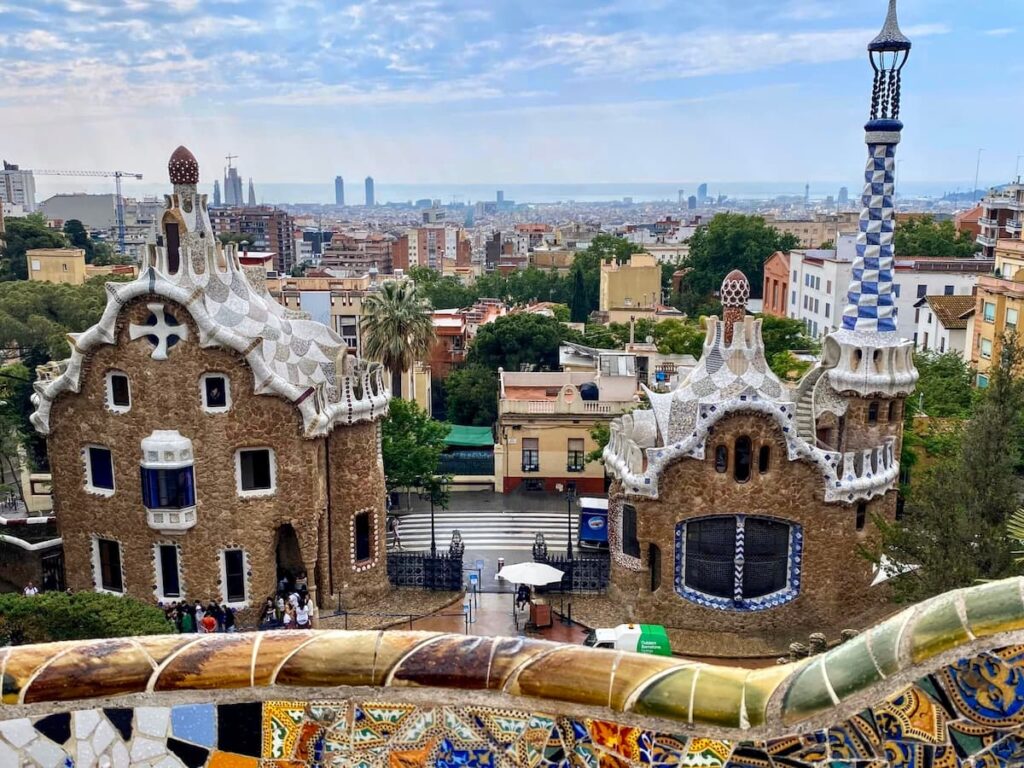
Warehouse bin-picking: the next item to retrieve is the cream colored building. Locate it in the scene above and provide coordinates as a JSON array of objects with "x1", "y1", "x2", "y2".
[
  {"x1": 495, "y1": 355, "x2": 638, "y2": 494},
  {"x1": 970, "y1": 239, "x2": 1024, "y2": 387},
  {"x1": 599, "y1": 252, "x2": 662, "y2": 323},
  {"x1": 26, "y1": 248, "x2": 87, "y2": 284},
  {"x1": 764, "y1": 212, "x2": 859, "y2": 249}
]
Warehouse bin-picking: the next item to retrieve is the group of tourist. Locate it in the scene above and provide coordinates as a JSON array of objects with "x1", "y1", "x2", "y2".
[
  {"x1": 164, "y1": 601, "x2": 237, "y2": 633},
  {"x1": 258, "y1": 571, "x2": 312, "y2": 629}
]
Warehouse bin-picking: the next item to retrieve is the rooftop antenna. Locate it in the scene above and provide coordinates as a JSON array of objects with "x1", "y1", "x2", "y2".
[
  {"x1": 225, "y1": 153, "x2": 238, "y2": 169},
  {"x1": 1016, "y1": 153, "x2": 1022, "y2": 183},
  {"x1": 973, "y1": 148, "x2": 984, "y2": 201}
]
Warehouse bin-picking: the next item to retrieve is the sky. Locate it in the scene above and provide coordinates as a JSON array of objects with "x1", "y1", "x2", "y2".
[{"x1": 1, "y1": 0, "x2": 1022, "y2": 195}]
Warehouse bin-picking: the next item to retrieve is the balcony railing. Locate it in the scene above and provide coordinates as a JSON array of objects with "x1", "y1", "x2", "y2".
[
  {"x1": 146, "y1": 506, "x2": 197, "y2": 534},
  {"x1": 977, "y1": 234, "x2": 997, "y2": 248},
  {"x1": 1006, "y1": 220, "x2": 1022, "y2": 234},
  {"x1": 500, "y1": 399, "x2": 635, "y2": 416},
  {"x1": 978, "y1": 217, "x2": 999, "y2": 228}
]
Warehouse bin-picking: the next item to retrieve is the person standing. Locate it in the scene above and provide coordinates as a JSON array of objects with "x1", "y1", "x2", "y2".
[
  {"x1": 387, "y1": 515, "x2": 402, "y2": 550},
  {"x1": 222, "y1": 604, "x2": 236, "y2": 633},
  {"x1": 295, "y1": 597, "x2": 311, "y2": 630},
  {"x1": 23, "y1": 581, "x2": 38, "y2": 596}
]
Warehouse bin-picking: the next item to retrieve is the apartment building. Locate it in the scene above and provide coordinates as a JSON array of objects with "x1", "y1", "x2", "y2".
[
  {"x1": 977, "y1": 184, "x2": 1024, "y2": 258},
  {"x1": 393, "y1": 226, "x2": 470, "y2": 272},
  {"x1": 320, "y1": 231, "x2": 394, "y2": 274},
  {"x1": 26, "y1": 248, "x2": 137, "y2": 285},
  {"x1": 598, "y1": 252, "x2": 662, "y2": 323},
  {"x1": 970, "y1": 239, "x2": 1024, "y2": 387},
  {"x1": 209, "y1": 206, "x2": 296, "y2": 274},
  {"x1": 495, "y1": 353, "x2": 639, "y2": 494},
  {"x1": 429, "y1": 299, "x2": 506, "y2": 381},
  {"x1": 762, "y1": 251, "x2": 791, "y2": 317},
  {"x1": 764, "y1": 212, "x2": 859, "y2": 248}
]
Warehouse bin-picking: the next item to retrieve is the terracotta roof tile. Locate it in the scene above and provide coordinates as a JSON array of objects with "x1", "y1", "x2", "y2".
[{"x1": 924, "y1": 295, "x2": 976, "y2": 329}]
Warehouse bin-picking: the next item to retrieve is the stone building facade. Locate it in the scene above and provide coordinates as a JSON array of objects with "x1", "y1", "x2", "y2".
[
  {"x1": 601, "y1": 3, "x2": 920, "y2": 650},
  {"x1": 31, "y1": 147, "x2": 390, "y2": 618}
]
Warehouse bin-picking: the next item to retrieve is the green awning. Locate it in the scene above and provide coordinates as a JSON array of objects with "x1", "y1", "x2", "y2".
[{"x1": 444, "y1": 425, "x2": 494, "y2": 448}]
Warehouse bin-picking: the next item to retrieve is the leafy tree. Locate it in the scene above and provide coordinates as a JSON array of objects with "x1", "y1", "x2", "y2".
[
  {"x1": 0, "y1": 591, "x2": 171, "y2": 645},
  {"x1": 586, "y1": 421, "x2": 610, "y2": 463},
  {"x1": 652, "y1": 319, "x2": 705, "y2": 357},
  {"x1": 549, "y1": 303, "x2": 570, "y2": 323},
  {"x1": 0, "y1": 214, "x2": 67, "y2": 281},
  {"x1": 895, "y1": 215, "x2": 980, "y2": 258},
  {"x1": 677, "y1": 214, "x2": 798, "y2": 315},
  {"x1": 758, "y1": 315, "x2": 818, "y2": 358},
  {"x1": 361, "y1": 281, "x2": 436, "y2": 379},
  {"x1": 570, "y1": 234, "x2": 644, "y2": 315},
  {"x1": 408, "y1": 266, "x2": 477, "y2": 310},
  {"x1": 445, "y1": 365, "x2": 499, "y2": 426},
  {"x1": 870, "y1": 334, "x2": 1024, "y2": 602},
  {"x1": 381, "y1": 398, "x2": 450, "y2": 505},
  {"x1": 908, "y1": 352, "x2": 976, "y2": 421},
  {"x1": 570, "y1": 265, "x2": 589, "y2": 323},
  {"x1": 90, "y1": 241, "x2": 130, "y2": 266},
  {"x1": 217, "y1": 232, "x2": 252, "y2": 246},
  {"x1": 769, "y1": 350, "x2": 811, "y2": 381},
  {"x1": 467, "y1": 312, "x2": 577, "y2": 372},
  {"x1": 62, "y1": 219, "x2": 94, "y2": 262}
]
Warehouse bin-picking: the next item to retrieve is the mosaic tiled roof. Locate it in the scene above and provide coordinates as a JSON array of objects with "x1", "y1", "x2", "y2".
[{"x1": 2, "y1": 578, "x2": 1024, "y2": 767}]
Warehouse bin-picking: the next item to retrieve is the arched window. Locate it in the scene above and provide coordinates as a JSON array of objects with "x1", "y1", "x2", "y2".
[
  {"x1": 714, "y1": 445, "x2": 728, "y2": 474},
  {"x1": 758, "y1": 445, "x2": 771, "y2": 474},
  {"x1": 868, "y1": 401, "x2": 880, "y2": 424},
  {"x1": 734, "y1": 436, "x2": 752, "y2": 483},
  {"x1": 856, "y1": 503, "x2": 867, "y2": 530},
  {"x1": 678, "y1": 516, "x2": 801, "y2": 610}
]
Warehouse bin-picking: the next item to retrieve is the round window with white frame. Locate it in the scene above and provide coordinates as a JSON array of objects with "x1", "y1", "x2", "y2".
[{"x1": 140, "y1": 430, "x2": 197, "y2": 534}]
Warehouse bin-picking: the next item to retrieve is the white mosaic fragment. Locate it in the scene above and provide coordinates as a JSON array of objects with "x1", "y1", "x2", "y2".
[
  {"x1": 92, "y1": 719, "x2": 116, "y2": 754},
  {"x1": 77, "y1": 740, "x2": 96, "y2": 768},
  {"x1": 153, "y1": 755, "x2": 186, "y2": 768},
  {"x1": 0, "y1": 718, "x2": 36, "y2": 748},
  {"x1": 130, "y1": 736, "x2": 166, "y2": 761},
  {"x1": 0, "y1": 740, "x2": 17, "y2": 766},
  {"x1": 111, "y1": 739, "x2": 130, "y2": 766},
  {"x1": 136, "y1": 707, "x2": 170, "y2": 738},
  {"x1": 75, "y1": 709, "x2": 101, "y2": 740},
  {"x1": 27, "y1": 736, "x2": 67, "y2": 768}
]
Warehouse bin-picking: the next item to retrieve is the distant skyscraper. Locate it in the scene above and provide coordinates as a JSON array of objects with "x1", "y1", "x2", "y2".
[
  {"x1": 497, "y1": 190, "x2": 504, "y2": 204},
  {"x1": 365, "y1": 176, "x2": 375, "y2": 207},
  {"x1": 213, "y1": 179, "x2": 221, "y2": 207},
  {"x1": 838, "y1": 186, "x2": 850, "y2": 205},
  {"x1": 247, "y1": 178, "x2": 256, "y2": 206},
  {"x1": 697, "y1": 183, "x2": 708, "y2": 202},
  {"x1": 335, "y1": 176, "x2": 345, "y2": 206},
  {"x1": 0, "y1": 161, "x2": 36, "y2": 212},
  {"x1": 678, "y1": 189, "x2": 685, "y2": 205},
  {"x1": 224, "y1": 156, "x2": 243, "y2": 207},
  {"x1": 804, "y1": 183, "x2": 810, "y2": 205},
  {"x1": 687, "y1": 195, "x2": 697, "y2": 210}
]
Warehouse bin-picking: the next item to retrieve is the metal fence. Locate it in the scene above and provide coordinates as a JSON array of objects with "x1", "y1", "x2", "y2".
[
  {"x1": 535, "y1": 551, "x2": 610, "y2": 594},
  {"x1": 387, "y1": 551, "x2": 464, "y2": 591}
]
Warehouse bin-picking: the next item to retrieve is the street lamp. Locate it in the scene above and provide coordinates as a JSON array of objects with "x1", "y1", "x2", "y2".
[
  {"x1": 417, "y1": 475, "x2": 440, "y2": 556},
  {"x1": 565, "y1": 482, "x2": 576, "y2": 560}
]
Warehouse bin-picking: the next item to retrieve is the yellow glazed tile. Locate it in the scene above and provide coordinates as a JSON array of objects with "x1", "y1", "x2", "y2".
[
  {"x1": 910, "y1": 595, "x2": 970, "y2": 664},
  {"x1": 781, "y1": 659, "x2": 836, "y2": 727},
  {"x1": 630, "y1": 665, "x2": 698, "y2": 723},
  {"x1": 963, "y1": 578, "x2": 1024, "y2": 638},
  {"x1": 689, "y1": 664, "x2": 749, "y2": 728},
  {"x1": 743, "y1": 663, "x2": 795, "y2": 728},
  {"x1": 275, "y1": 631, "x2": 381, "y2": 687},
  {"x1": 607, "y1": 652, "x2": 681, "y2": 712},
  {"x1": 156, "y1": 634, "x2": 255, "y2": 691},
  {"x1": 25, "y1": 639, "x2": 153, "y2": 704},
  {"x1": 486, "y1": 637, "x2": 554, "y2": 691},
  {"x1": 511, "y1": 646, "x2": 617, "y2": 708}
]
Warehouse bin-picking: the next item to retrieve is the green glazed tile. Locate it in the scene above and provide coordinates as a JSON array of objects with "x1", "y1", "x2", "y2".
[
  {"x1": 689, "y1": 665, "x2": 748, "y2": 728},
  {"x1": 743, "y1": 664, "x2": 793, "y2": 728},
  {"x1": 822, "y1": 634, "x2": 882, "y2": 700},
  {"x1": 963, "y1": 578, "x2": 1024, "y2": 638},
  {"x1": 631, "y1": 666, "x2": 697, "y2": 723},
  {"x1": 781, "y1": 658, "x2": 835, "y2": 726},
  {"x1": 866, "y1": 611, "x2": 910, "y2": 678},
  {"x1": 910, "y1": 595, "x2": 969, "y2": 664}
]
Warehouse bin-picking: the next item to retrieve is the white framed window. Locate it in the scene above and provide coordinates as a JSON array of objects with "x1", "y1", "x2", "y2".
[
  {"x1": 981, "y1": 338, "x2": 993, "y2": 359},
  {"x1": 235, "y1": 448, "x2": 276, "y2": 496},
  {"x1": 220, "y1": 548, "x2": 249, "y2": 606},
  {"x1": 1007, "y1": 308, "x2": 1019, "y2": 329},
  {"x1": 984, "y1": 302, "x2": 996, "y2": 323},
  {"x1": 92, "y1": 536, "x2": 124, "y2": 594},
  {"x1": 105, "y1": 371, "x2": 131, "y2": 412},
  {"x1": 153, "y1": 543, "x2": 183, "y2": 602},
  {"x1": 200, "y1": 373, "x2": 231, "y2": 412},
  {"x1": 83, "y1": 445, "x2": 115, "y2": 496}
]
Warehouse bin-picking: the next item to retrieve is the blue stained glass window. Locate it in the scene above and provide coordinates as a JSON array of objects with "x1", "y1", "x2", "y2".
[{"x1": 141, "y1": 466, "x2": 195, "y2": 509}]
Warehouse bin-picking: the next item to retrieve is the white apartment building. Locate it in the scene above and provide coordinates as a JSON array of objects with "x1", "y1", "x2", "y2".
[
  {"x1": 912, "y1": 295, "x2": 975, "y2": 356},
  {"x1": 787, "y1": 235, "x2": 991, "y2": 341},
  {"x1": 406, "y1": 225, "x2": 460, "y2": 269},
  {"x1": 1, "y1": 162, "x2": 36, "y2": 213}
]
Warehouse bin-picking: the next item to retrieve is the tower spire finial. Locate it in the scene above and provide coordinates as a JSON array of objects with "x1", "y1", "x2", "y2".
[{"x1": 841, "y1": 0, "x2": 913, "y2": 335}]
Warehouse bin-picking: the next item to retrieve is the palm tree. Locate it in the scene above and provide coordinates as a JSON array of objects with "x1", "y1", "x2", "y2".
[{"x1": 360, "y1": 281, "x2": 435, "y2": 397}]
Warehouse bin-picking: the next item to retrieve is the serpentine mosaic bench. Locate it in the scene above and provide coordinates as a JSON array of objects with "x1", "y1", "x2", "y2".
[{"x1": 3, "y1": 578, "x2": 1024, "y2": 767}]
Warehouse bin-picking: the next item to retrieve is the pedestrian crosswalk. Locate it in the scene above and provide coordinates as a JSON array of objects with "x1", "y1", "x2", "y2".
[{"x1": 391, "y1": 510, "x2": 580, "y2": 552}]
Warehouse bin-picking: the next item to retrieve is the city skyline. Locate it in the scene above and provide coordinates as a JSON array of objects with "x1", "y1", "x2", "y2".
[{"x1": 1, "y1": 0, "x2": 1021, "y2": 192}]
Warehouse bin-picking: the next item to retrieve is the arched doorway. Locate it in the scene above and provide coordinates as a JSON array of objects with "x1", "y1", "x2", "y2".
[{"x1": 274, "y1": 524, "x2": 305, "y2": 591}]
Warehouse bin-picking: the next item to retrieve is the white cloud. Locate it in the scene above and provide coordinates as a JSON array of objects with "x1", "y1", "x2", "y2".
[
  {"x1": 20, "y1": 29, "x2": 72, "y2": 51},
  {"x1": 247, "y1": 78, "x2": 503, "y2": 107},
  {"x1": 984, "y1": 27, "x2": 1015, "y2": 37}
]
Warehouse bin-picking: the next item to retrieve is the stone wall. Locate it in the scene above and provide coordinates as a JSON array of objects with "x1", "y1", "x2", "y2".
[
  {"x1": 324, "y1": 421, "x2": 390, "y2": 608},
  {"x1": 46, "y1": 296, "x2": 327, "y2": 619},
  {"x1": 608, "y1": 411, "x2": 895, "y2": 644},
  {"x1": 839, "y1": 396, "x2": 905, "y2": 455}
]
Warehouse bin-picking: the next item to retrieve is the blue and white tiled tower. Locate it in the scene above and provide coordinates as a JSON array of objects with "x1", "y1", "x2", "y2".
[
  {"x1": 825, "y1": 0, "x2": 918, "y2": 397},
  {"x1": 842, "y1": 0, "x2": 911, "y2": 333}
]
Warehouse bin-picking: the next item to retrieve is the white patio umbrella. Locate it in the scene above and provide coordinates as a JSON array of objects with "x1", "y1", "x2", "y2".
[{"x1": 497, "y1": 561, "x2": 564, "y2": 586}]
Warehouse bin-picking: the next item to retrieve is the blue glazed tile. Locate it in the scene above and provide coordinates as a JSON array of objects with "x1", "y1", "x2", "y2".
[{"x1": 171, "y1": 703, "x2": 216, "y2": 748}]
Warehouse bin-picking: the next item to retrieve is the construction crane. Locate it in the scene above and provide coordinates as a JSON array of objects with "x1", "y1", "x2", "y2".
[{"x1": 31, "y1": 169, "x2": 144, "y2": 255}]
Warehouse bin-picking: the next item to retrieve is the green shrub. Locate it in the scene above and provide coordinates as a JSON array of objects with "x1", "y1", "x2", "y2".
[{"x1": 0, "y1": 591, "x2": 172, "y2": 645}]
